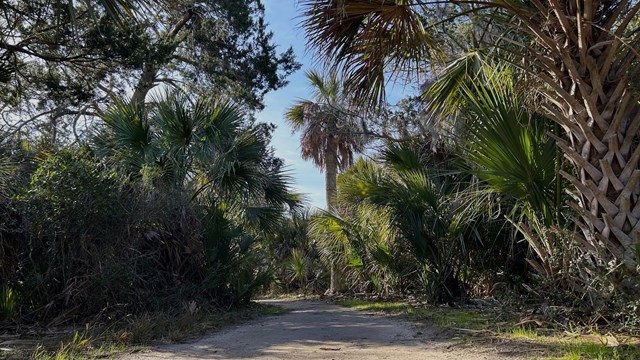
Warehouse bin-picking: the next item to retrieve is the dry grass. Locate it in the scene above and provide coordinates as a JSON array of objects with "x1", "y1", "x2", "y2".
[
  {"x1": 0, "y1": 303, "x2": 287, "y2": 360},
  {"x1": 338, "y1": 297, "x2": 640, "y2": 360}
]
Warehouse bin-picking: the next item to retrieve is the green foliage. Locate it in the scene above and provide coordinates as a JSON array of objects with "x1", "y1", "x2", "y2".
[
  {"x1": 0, "y1": 285, "x2": 16, "y2": 321},
  {"x1": 14, "y1": 148, "x2": 137, "y2": 317},
  {"x1": 19, "y1": 148, "x2": 126, "y2": 245},
  {"x1": 201, "y1": 204, "x2": 277, "y2": 304},
  {"x1": 311, "y1": 205, "x2": 405, "y2": 294},
  {"x1": 340, "y1": 297, "x2": 497, "y2": 330},
  {"x1": 96, "y1": 93, "x2": 296, "y2": 305},
  {"x1": 425, "y1": 50, "x2": 489, "y2": 117},
  {"x1": 0, "y1": 91, "x2": 295, "y2": 322},
  {"x1": 263, "y1": 210, "x2": 327, "y2": 294},
  {"x1": 309, "y1": 128, "x2": 535, "y2": 301},
  {"x1": 286, "y1": 248, "x2": 310, "y2": 287},
  {"x1": 311, "y1": 141, "x2": 498, "y2": 302},
  {"x1": 340, "y1": 299, "x2": 408, "y2": 313},
  {"x1": 1, "y1": 0, "x2": 299, "y2": 140},
  {"x1": 556, "y1": 342, "x2": 640, "y2": 360},
  {"x1": 452, "y1": 64, "x2": 559, "y2": 225},
  {"x1": 301, "y1": 0, "x2": 438, "y2": 105}
]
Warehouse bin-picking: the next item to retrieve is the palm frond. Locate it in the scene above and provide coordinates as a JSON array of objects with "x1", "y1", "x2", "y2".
[
  {"x1": 306, "y1": 69, "x2": 341, "y2": 102},
  {"x1": 243, "y1": 206, "x2": 284, "y2": 235},
  {"x1": 302, "y1": 0, "x2": 439, "y2": 106},
  {"x1": 460, "y1": 77, "x2": 558, "y2": 224},
  {"x1": 336, "y1": 158, "x2": 385, "y2": 203},
  {"x1": 96, "y1": 100, "x2": 154, "y2": 170},
  {"x1": 424, "y1": 50, "x2": 489, "y2": 117},
  {"x1": 380, "y1": 142, "x2": 425, "y2": 172},
  {"x1": 261, "y1": 167, "x2": 296, "y2": 207},
  {"x1": 310, "y1": 211, "x2": 356, "y2": 266},
  {"x1": 153, "y1": 92, "x2": 195, "y2": 148},
  {"x1": 284, "y1": 102, "x2": 313, "y2": 130}
]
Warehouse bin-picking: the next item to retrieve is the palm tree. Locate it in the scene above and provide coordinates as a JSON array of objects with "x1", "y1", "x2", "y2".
[
  {"x1": 301, "y1": 0, "x2": 640, "y2": 273},
  {"x1": 285, "y1": 69, "x2": 366, "y2": 292}
]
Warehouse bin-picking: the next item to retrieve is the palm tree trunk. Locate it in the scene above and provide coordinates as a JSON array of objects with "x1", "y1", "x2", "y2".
[
  {"x1": 512, "y1": 1, "x2": 640, "y2": 273},
  {"x1": 325, "y1": 137, "x2": 338, "y2": 213},
  {"x1": 325, "y1": 130, "x2": 345, "y2": 293},
  {"x1": 554, "y1": 94, "x2": 640, "y2": 272}
]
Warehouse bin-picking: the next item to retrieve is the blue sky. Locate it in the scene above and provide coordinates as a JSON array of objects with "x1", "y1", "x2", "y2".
[{"x1": 256, "y1": 1, "x2": 326, "y2": 210}]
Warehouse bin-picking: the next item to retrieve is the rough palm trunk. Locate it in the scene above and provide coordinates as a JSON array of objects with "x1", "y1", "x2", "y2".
[
  {"x1": 505, "y1": 0, "x2": 640, "y2": 273},
  {"x1": 325, "y1": 136, "x2": 338, "y2": 213},
  {"x1": 556, "y1": 74, "x2": 640, "y2": 272},
  {"x1": 326, "y1": 122, "x2": 345, "y2": 293}
]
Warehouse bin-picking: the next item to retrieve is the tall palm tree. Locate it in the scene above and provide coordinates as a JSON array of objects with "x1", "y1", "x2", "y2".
[
  {"x1": 301, "y1": 0, "x2": 640, "y2": 273},
  {"x1": 285, "y1": 69, "x2": 366, "y2": 292}
]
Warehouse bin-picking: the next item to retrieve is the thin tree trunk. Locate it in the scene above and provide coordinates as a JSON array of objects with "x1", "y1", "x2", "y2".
[
  {"x1": 325, "y1": 136, "x2": 338, "y2": 212},
  {"x1": 131, "y1": 10, "x2": 195, "y2": 106},
  {"x1": 325, "y1": 125, "x2": 344, "y2": 293},
  {"x1": 131, "y1": 62, "x2": 159, "y2": 106}
]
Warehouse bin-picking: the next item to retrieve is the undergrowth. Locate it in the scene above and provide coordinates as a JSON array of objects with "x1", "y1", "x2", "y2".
[
  {"x1": 1, "y1": 303, "x2": 286, "y2": 360},
  {"x1": 338, "y1": 297, "x2": 640, "y2": 360}
]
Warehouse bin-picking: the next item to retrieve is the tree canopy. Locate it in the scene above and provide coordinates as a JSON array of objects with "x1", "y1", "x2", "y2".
[{"x1": 0, "y1": 0, "x2": 299, "y2": 141}]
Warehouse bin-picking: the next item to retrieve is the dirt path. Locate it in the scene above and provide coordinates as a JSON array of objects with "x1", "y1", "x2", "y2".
[{"x1": 121, "y1": 300, "x2": 528, "y2": 359}]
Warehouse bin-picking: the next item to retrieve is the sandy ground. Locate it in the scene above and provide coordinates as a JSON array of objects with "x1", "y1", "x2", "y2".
[{"x1": 120, "y1": 299, "x2": 530, "y2": 360}]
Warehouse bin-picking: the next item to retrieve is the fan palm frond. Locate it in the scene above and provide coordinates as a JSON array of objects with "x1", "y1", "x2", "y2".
[
  {"x1": 302, "y1": 0, "x2": 438, "y2": 105},
  {"x1": 96, "y1": 100, "x2": 154, "y2": 170},
  {"x1": 460, "y1": 76, "x2": 558, "y2": 224},
  {"x1": 424, "y1": 50, "x2": 490, "y2": 117}
]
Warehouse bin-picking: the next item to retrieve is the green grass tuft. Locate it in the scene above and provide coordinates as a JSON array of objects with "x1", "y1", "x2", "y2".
[
  {"x1": 340, "y1": 299, "x2": 408, "y2": 313},
  {"x1": 504, "y1": 326, "x2": 541, "y2": 340},
  {"x1": 545, "y1": 341, "x2": 640, "y2": 360},
  {"x1": 339, "y1": 297, "x2": 640, "y2": 360}
]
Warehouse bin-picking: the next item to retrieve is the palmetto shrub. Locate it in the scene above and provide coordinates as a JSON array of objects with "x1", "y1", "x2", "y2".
[
  {"x1": 94, "y1": 92, "x2": 297, "y2": 306},
  {"x1": 261, "y1": 210, "x2": 327, "y2": 294},
  {"x1": 309, "y1": 142, "x2": 484, "y2": 303}
]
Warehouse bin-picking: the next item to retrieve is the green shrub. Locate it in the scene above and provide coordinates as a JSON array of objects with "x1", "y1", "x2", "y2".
[{"x1": 16, "y1": 148, "x2": 131, "y2": 318}]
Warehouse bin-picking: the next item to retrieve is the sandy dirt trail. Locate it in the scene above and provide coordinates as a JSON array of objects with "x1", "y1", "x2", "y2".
[{"x1": 121, "y1": 299, "x2": 527, "y2": 360}]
